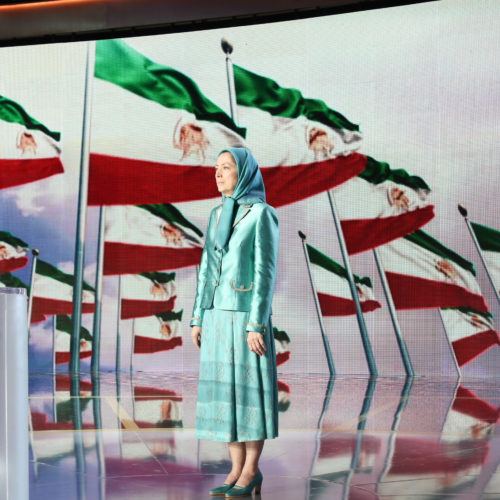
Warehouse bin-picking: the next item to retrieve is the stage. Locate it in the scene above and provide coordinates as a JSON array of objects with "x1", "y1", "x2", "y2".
[{"x1": 28, "y1": 372, "x2": 500, "y2": 499}]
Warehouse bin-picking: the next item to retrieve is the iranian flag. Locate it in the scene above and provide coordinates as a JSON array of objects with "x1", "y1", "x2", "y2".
[
  {"x1": 440, "y1": 307, "x2": 500, "y2": 367},
  {"x1": 335, "y1": 156, "x2": 435, "y2": 254},
  {"x1": 121, "y1": 271, "x2": 177, "y2": 320},
  {"x1": 0, "y1": 272, "x2": 46, "y2": 323},
  {"x1": 105, "y1": 204, "x2": 203, "y2": 275},
  {"x1": 273, "y1": 326, "x2": 291, "y2": 366},
  {"x1": 133, "y1": 386, "x2": 183, "y2": 429},
  {"x1": 133, "y1": 310, "x2": 183, "y2": 354},
  {"x1": 277, "y1": 380, "x2": 291, "y2": 413},
  {"x1": 379, "y1": 230, "x2": 489, "y2": 312},
  {"x1": 234, "y1": 64, "x2": 367, "y2": 205},
  {"x1": 31, "y1": 259, "x2": 95, "y2": 320},
  {"x1": 471, "y1": 221, "x2": 500, "y2": 293},
  {"x1": 54, "y1": 315, "x2": 92, "y2": 365},
  {"x1": 88, "y1": 39, "x2": 245, "y2": 206},
  {"x1": 0, "y1": 231, "x2": 29, "y2": 272},
  {"x1": 0, "y1": 95, "x2": 63, "y2": 189},
  {"x1": 306, "y1": 243, "x2": 381, "y2": 315}
]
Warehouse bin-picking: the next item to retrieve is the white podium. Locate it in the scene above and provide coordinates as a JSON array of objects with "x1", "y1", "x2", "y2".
[{"x1": 0, "y1": 288, "x2": 28, "y2": 500}]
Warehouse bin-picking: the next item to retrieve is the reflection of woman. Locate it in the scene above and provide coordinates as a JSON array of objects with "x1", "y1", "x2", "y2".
[{"x1": 190, "y1": 147, "x2": 279, "y2": 497}]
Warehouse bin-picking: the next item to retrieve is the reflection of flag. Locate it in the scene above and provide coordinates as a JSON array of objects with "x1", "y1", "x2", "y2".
[
  {"x1": 133, "y1": 310, "x2": 183, "y2": 354},
  {"x1": 54, "y1": 315, "x2": 92, "y2": 364},
  {"x1": 379, "y1": 230, "x2": 488, "y2": 312},
  {"x1": 133, "y1": 386, "x2": 183, "y2": 428},
  {"x1": 277, "y1": 380, "x2": 291, "y2": 412},
  {"x1": 273, "y1": 327, "x2": 291, "y2": 366},
  {"x1": 306, "y1": 243, "x2": 381, "y2": 315},
  {"x1": 0, "y1": 95, "x2": 64, "y2": 189},
  {"x1": 234, "y1": 64, "x2": 366, "y2": 206},
  {"x1": 104, "y1": 204, "x2": 203, "y2": 275},
  {"x1": 32, "y1": 260, "x2": 95, "y2": 320},
  {"x1": 471, "y1": 221, "x2": 500, "y2": 293},
  {"x1": 440, "y1": 308, "x2": 500, "y2": 366},
  {"x1": 88, "y1": 39, "x2": 245, "y2": 206},
  {"x1": 0, "y1": 231, "x2": 28, "y2": 272},
  {"x1": 0, "y1": 272, "x2": 46, "y2": 322},
  {"x1": 121, "y1": 271, "x2": 177, "y2": 320},
  {"x1": 337, "y1": 157, "x2": 435, "y2": 254}
]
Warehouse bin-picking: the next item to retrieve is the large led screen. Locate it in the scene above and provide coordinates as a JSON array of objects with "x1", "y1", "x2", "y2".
[{"x1": 0, "y1": 0, "x2": 499, "y2": 376}]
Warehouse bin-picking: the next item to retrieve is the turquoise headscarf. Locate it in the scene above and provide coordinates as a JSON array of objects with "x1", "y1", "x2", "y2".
[{"x1": 215, "y1": 147, "x2": 266, "y2": 250}]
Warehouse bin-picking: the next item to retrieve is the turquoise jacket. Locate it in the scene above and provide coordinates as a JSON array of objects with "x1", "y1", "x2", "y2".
[{"x1": 190, "y1": 201, "x2": 279, "y2": 335}]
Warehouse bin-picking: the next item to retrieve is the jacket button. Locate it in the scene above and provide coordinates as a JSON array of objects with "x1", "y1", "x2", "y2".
[{"x1": 213, "y1": 279, "x2": 217, "y2": 285}]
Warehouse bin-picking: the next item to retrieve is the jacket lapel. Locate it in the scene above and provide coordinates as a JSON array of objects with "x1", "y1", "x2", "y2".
[{"x1": 232, "y1": 204, "x2": 252, "y2": 228}]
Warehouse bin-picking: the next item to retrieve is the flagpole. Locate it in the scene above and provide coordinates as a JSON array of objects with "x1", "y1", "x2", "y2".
[
  {"x1": 71, "y1": 40, "x2": 96, "y2": 375},
  {"x1": 299, "y1": 231, "x2": 335, "y2": 376},
  {"x1": 372, "y1": 248, "x2": 415, "y2": 376},
  {"x1": 327, "y1": 190, "x2": 378, "y2": 376},
  {"x1": 27, "y1": 248, "x2": 39, "y2": 338},
  {"x1": 116, "y1": 275, "x2": 122, "y2": 373},
  {"x1": 437, "y1": 309, "x2": 462, "y2": 378},
  {"x1": 458, "y1": 204, "x2": 500, "y2": 305},
  {"x1": 91, "y1": 205, "x2": 106, "y2": 375},
  {"x1": 221, "y1": 38, "x2": 238, "y2": 125},
  {"x1": 129, "y1": 318, "x2": 135, "y2": 373}
]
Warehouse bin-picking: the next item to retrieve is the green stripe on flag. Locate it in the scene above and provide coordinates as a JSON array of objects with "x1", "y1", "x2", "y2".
[
  {"x1": 139, "y1": 271, "x2": 176, "y2": 284},
  {"x1": 0, "y1": 231, "x2": 28, "y2": 249},
  {"x1": 0, "y1": 273, "x2": 29, "y2": 292},
  {"x1": 234, "y1": 64, "x2": 359, "y2": 132},
  {"x1": 306, "y1": 243, "x2": 373, "y2": 287},
  {"x1": 55, "y1": 315, "x2": 93, "y2": 341},
  {"x1": 0, "y1": 96, "x2": 61, "y2": 142},
  {"x1": 273, "y1": 326, "x2": 290, "y2": 343},
  {"x1": 441, "y1": 306, "x2": 494, "y2": 322},
  {"x1": 156, "y1": 309, "x2": 183, "y2": 322},
  {"x1": 95, "y1": 39, "x2": 245, "y2": 137},
  {"x1": 138, "y1": 204, "x2": 203, "y2": 237},
  {"x1": 359, "y1": 156, "x2": 431, "y2": 191},
  {"x1": 471, "y1": 222, "x2": 500, "y2": 253},
  {"x1": 36, "y1": 260, "x2": 95, "y2": 292},
  {"x1": 404, "y1": 230, "x2": 477, "y2": 276}
]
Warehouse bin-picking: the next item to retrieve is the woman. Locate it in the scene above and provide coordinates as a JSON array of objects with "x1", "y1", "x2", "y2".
[{"x1": 190, "y1": 147, "x2": 279, "y2": 498}]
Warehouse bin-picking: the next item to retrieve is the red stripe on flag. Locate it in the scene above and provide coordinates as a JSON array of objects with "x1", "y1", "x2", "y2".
[
  {"x1": 385, "y1": 272, "x2": 489, "y2": 313},
  {"x1": 104, "y1": 242, "x2": 202, "y2": 275},
  {"x1": 121, "y1": 296, "x2": 177, "y2": 320},
  {"x1": 341, "y1": 205, "x2": 435, "y2": 255},
  {"x1": 452, "y1": 386, "x2": 500, "y2": 423},
  {"x1": 0, "y1": 256, "x2": 28, "y2": 273},
  {"x1": 0, "y1": 157, "x2": 63, "y2": 189},
  {"x1": 389, "y1": 437, "x2": 489, "y2": 474},
  {"x1": 88, "y1": 153, "x2": 366, "y2": 207},
  {"x1": 317, "y1": 292, "x2": 381, "y2": 316},
  {"x1": 452, "y1": 329, "x2": 500, "y2": 367},
  {"x1": 55, "y1": 350, "x2": 92, "y2": 365},
  {"x1": 55, "y1": 374, "x2": 93, "y2": 392},
  {"x1": 31, "y1": 411, "x2": 95, "y2": 431},
  {"x1": 134, "y1": 386, "x2": 182, "y2": 401},
  {"x1": 277, "y1": 380, "x2": 290, "y2": 393},
  {"x1": 32, "y1": 297, "x2": 95, "y2": 320},
  {"x1": 276, "y1": 351, "x2": 290, "y2": 366},
  {"x1": 134, "y1": 334, "x2": 182, "y2": 354}
]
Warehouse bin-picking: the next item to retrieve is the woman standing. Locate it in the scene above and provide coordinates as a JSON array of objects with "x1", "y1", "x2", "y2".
[{"x1": 190, "y1": 147, "x2": 279, "y2": 497}]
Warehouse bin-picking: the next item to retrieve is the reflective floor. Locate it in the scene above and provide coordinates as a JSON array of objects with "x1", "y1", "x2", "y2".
[{"x1": 29, "y1": 372, "x2": 500, "y2": 499}]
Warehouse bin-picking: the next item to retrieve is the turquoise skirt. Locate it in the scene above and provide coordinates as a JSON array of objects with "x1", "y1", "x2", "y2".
[{"x1": 195, "y1": 307, "x2": 279, "y2": 442}]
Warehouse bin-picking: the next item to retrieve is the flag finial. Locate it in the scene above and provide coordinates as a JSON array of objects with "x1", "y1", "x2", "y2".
[
  {"x1": 221, "y1": 37, "x2": 233, "y2": 55},
  {"x1": 298, "y1": 230, "x2": 306, "y2": 240},
  {"x1": 458, "y1": 204, "x2": 468, "y2": 217}
]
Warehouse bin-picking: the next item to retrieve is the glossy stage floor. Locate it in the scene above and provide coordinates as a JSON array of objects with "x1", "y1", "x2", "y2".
[{"x1": 28, "y1": 373, "x2": 500, "y2": 499}]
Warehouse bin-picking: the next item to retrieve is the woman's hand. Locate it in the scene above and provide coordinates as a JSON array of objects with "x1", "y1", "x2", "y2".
[
  {"x1": 191, "y1": 326, "x2": 202, "y2": 349},
  {"x1": 247, "y1": 331, "x2": 267, "y2": 356}
]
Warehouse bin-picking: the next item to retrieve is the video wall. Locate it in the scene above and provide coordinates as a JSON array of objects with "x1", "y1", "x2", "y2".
[{"x1": 0, "y1": 0, "x2": 499, "y2": 376}]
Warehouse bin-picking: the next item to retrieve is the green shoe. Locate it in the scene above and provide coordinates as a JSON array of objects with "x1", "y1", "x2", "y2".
[
  {"x1": 209, "y1": 481, "x2": 237, "y2": 496},
  {"x1": 225, "y1": 470, "x2": 263, "y2": 498}
]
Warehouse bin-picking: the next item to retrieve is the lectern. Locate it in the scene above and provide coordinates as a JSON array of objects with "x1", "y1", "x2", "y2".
[{"x1": 0, "y1": 288, "x2": 28, "y2": 500}]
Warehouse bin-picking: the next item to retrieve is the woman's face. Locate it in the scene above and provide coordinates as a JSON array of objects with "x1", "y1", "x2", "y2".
[{"x1": 215, "y1": 152, "x2": 238, "y2": 197}]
